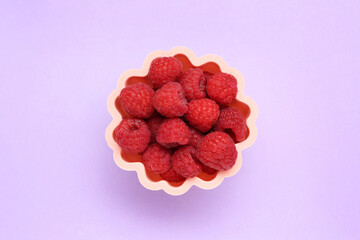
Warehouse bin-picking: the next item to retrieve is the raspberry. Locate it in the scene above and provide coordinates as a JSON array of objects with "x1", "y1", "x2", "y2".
[
  {"x1": 215, "y1": 107, "x2": 248, "y2": 143},
  {"x1": 156, "y1": 118, "x2": 190, "y2": 148},
  {"x1": 185, "y1": 98, "x2": 220, "y2": 132},
  {"x1": 196, "y1": 132, "x2": 238, "y2": 170},
  {"x1": 142, "y1": 143, "x2": 171, "y2": 174},
  {"x1": 119, "y1": 83, "x2": 155, "y2": 118},
  {"x1": 146, "y1": 117, "x2": 164, "y2": 142},
  {"x1": 188, "y1": 127, "x2": 204, "y2": 148},
  {"x1": 160, "y1": 167, "x2": 185, "y2": 182},
  {"x1": 113, "y1": 119, "x2": 151, "y2": 153},
  {"x1": 172, "y1": 146, "x2": 202, "y2": 178},
  {"x1": 206, "y1": 73, "x2": 238, "y2": 105},
  {"x1": 148, "y1": 57, "x2": 183, "y2": 89},
  {"x1": 203, "y1": 71, "x2": 213, "y2": 82},
  {"x1": 153, "y1": 82, "x2": 188, "y2": 117},
  {"x1": 179, "y1": 68, "x2": 206, "y2": 100},
  {"x1": 200, "y1": 163, "x2": 218, "y2": 175}
]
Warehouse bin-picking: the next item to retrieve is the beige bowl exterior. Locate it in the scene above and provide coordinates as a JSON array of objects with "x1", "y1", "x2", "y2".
[{"x1": 105, "y1": 47, "x2": 258, "y2": 196}]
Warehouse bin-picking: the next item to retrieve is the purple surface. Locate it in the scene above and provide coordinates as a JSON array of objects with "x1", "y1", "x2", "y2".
[{"x1": 1, "y1": 1, "x2": 359, "y2": 239}]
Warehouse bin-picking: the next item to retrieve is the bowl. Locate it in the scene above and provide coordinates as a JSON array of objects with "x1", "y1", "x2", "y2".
[{"x1": 105, "y1": 46, "x2": 258, "y2": 196}]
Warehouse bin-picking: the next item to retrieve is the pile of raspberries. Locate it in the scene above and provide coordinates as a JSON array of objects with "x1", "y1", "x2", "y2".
[{"x1": 114, "y1": 57, "x2": 248, "y2": 183}]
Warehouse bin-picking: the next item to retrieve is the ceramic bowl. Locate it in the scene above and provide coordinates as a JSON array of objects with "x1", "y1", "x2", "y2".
[{"x1": 105, "y1": 46, "x2": 258, "y2": 196}]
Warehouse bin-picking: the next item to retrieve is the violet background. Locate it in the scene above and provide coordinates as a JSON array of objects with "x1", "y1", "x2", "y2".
[{"x1": 1, "y1": 0, "x2": 359, "y2": 239}]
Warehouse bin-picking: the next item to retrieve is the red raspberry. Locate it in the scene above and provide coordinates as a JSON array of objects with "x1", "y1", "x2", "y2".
[
  {"x1": 200, "y1": 163, "x2": 218, "y2": 175},
  {"x1": 160, "y1": 167, "x2": 185, "y2": 182},
  {"x1": 146, "y1": 117, "x2": 164, "y2": 142},
  {"x1": 206, "y1": 73, "x2": 238, "y2": 105},
  {"x1": 119, "y1": 83, "x2": 155, "y2": 118},
  {"x1": 113, "y1": 119, "x2": 151, "y2": 153},
  {"x1": 148, "y1": 57, "x2": 183, "y2": 89},
  {"x1": 188, "y1": 127, "x2": 204, "y2": 148},
  {"x1": 142, "y1": 143, "x2": 171, "y2": 174},
  {"x1": 172, "y1": 146, "x2": 202, "y2": 178},
  {"x1": 185, "y1": 98, "x2": 220, "y2": 132},
  {"x1": 153, "y1": 82, "x2": 188, "y2": 117},
  {"x1": 203, "y1": 71, "x2": 213, "y2": 82},
  {"x1": 215, "y1": 107, "x2": 248, "y2": 143},
  {"x1": 196, "y1": 132, "x2": 238, "y2": 170},
  {"x1": 156, "y1": 118, "x2": 190, "y2": 148},
  {"x1": 179, "y1": 68, "x2": 206, "y2": 100}
]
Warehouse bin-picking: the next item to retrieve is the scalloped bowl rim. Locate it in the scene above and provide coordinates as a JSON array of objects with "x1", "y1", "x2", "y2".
[{"x1": 105, "y1": 46, "x2": 258, "y2": 196}]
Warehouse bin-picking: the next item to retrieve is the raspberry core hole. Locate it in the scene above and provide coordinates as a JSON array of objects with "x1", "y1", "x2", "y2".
[{"x1": 128, "y1": 124, "x2": 139, "y2": 131}]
